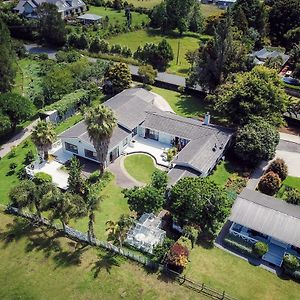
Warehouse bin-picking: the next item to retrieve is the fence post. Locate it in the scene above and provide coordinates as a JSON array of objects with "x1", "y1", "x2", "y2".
[
  {"x1": 201, "y1": 283, "x2": 205, "y2": 291},
  {"x1": 222, "y1": 291, "x2": 225, "y2": 300}
]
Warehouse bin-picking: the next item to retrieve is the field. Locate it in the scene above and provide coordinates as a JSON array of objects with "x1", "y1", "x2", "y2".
[
  {"x1": 126, "y1": 0, "x2": 162, "y2": 8},
  {"x1": 201, "y1": 4, "x2": 223, "y2": 18},
  {"x1": 0, "y1": 211, "x2": 205, "y2": 300},
  {"x1": 124, "y1": 154, "x2": 158, "y2": 184},
  {"x1": 108, "y1": 29, "x2": 205, "y2": 75},
  {"x1": 88, "y1": 6, "x2": 149, "y2": 27}
]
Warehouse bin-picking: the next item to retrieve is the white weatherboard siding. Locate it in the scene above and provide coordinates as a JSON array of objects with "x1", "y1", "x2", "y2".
[{"x1": 158, "y1": 131, "x2": 172, "y2": 145}]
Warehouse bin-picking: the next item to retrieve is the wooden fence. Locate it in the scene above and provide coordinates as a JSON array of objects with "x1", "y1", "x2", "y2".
[{"x1": 4, "y1": 206, "x2": 237, "y2": 300}]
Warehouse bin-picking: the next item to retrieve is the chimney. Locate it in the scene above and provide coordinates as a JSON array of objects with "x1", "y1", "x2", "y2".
[{"x1": 204, "y1": 112, "x2": 210, "y2": 125}]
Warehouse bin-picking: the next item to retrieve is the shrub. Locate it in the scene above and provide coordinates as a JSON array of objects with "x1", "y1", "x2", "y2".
[
  {"x1": 9, "y1": 146, "x2": 16, "y2": 158},
  {"x1": 258, "y1": 171, "x2": 281, "y2": 196},
  {"x1": 177, "y1": 236, "x2": 192, "y2": 251},
  {"x1": 283, "y1": 254, "x2": 300, "y2": 271},
  {"x1": 167, "y1": 147, "x2": 177, "y2": 162},
  {"x1": 33, "y1": 172, "x2": 52, "y2": 185},
  {"x1": 152, "y1": 238, "x2": 174, "y2": 263},
  {"x1": 9, "y1": 162, "x2": 17, "y2": 170},
  {"x1": 223, "y1": 233, "x2": 255, "y2": 257},
  {"x1": 267, "y1": 158, "x2": 288, "y2": 180},
  {"x1": 166, "y1": 243, "x2": 189, "y2": 272},
  {"x1": 87, "y1": 170, "x2": 101, "y2": 184},
  {"x1": 253, "y1": 241, "x2": 269, "y2": 257},
  {"x1": 25, "y1": 150, "x2": 35, "y2": 164},
  {"x1": 182, "y1": 225, "x2": 200, "y2": 248},
  {"x1": 283, "y1": 187, "x2": 300, "y2": 205}
]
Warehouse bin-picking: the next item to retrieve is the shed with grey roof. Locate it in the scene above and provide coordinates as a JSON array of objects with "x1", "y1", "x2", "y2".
[
  {"x1": 229, "y1": 189, "x2": 300, "y2": 248},
  {"x1": 77, "y1": 13, "x2": 102, "y2": 24}
]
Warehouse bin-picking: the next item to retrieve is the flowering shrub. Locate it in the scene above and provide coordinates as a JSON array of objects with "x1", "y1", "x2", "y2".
[{"x1": 166, "y1": 243, "x2": 189, "y2": 272}]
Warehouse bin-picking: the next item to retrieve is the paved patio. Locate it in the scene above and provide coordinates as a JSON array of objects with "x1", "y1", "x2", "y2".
[{"x1": 124, "y1": 136, "x2": 171, "y2": 167}]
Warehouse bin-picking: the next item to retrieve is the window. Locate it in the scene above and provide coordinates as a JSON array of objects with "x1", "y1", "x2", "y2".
[
  {"x1": 84, "y1": 149, "x2": 97, "y2": 160},
  {"x1": 149, "y1": 129, "x2": 159, "y2": 141},
  {"x1": 123, "y1": 138, "x2": 128, "y2": 147},
  {"x1": 132, "y1": 127, "x2": 137, "y2": 136},
  {"x1": 65, "y1": 142, "x2": 78, "y2": 154}
]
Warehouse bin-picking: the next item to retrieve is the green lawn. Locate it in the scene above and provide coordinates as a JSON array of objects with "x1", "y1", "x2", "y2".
[
  {"x1": 186, "y1": 245, "x2": 300, "y2": 300},
  {"x1": 88, "y1": 6, "x2": 149, "y2": 28},
  {"x1": 124, "y1": 154, "x2": 158, "y2": 184},
  {"x1": 282, "y1": 176, "x2": 300, "y2": 190},
  {"x1": 0, "y1": 211, "x2": 204, "y2": 300},
  {"x1": 126, "y1": 0, "x2": 162, "y2": 8},
  {"x1": 200, "y1": 4, "x2": 223, "y2": 18},
  {"x1": 108, "y1": 29, "x2": 204, "y2": 75},
  {"x1": 208, "y1": 161, "x2": 236, "y2": 186}
]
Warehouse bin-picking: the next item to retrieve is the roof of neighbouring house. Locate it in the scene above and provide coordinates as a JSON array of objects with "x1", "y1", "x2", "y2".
[
  {"x1": 229, "y1": 188, "x2": 300, "y2": 248},
  {"x1": 168, "y1": 165, "x2": 200, "y2": 186},
  {"x1": 143, "y1": 110, "x2": 233, "y2": 174},
  {"x1": 251, "y1": 48, "x2": 290, "y2": 66},
  {"x1": 77, "y1": 13, "x2": 102, "y2": 21}
]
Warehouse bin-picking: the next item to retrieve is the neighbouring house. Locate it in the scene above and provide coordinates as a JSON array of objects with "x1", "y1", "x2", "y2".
[
  {"x1": 58, "y1": 88, "x2": 233, "y2": 184},
  {"x1": 77, "y1": 13, "x2": 102, "y2": 25},
  {"x1": 251, "y1": 48, "x2": 290, "y2": 68},
  {"x1": 228, "y1": 188, "x2": 300, "y2": 267},
  {"x1": 215, "y1": 0, "x2": 236, "y2": 9},
  {"x1": 125, "y1": 213, "x2": 166, "y2": 254},
  {"x1": 14, "y1": 0, "x2": 86, "y2": 19}
]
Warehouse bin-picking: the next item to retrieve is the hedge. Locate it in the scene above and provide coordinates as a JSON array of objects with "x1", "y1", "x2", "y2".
[{"x1": 223, "y1": 233, "x2": 256, "y2": 258}]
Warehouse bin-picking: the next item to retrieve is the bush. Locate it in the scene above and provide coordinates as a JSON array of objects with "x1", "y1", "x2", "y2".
[
  {"x1": 182, "y1": 225, "x2": 200, "y2": 248},
  {"x1": 87, "y1": 170, "x2": 101, "y2": 184},
  {"x1": 177, "y1": 236, "x2": 192, "y2": 251},
  {"x1": 25, "y1": 150, "x2": 35, "y2": 164},
  {"x1": 283, "y1": 254, "x2": 300, "y2": 271},
  {"x1": 223, "y1": 233, "x2": 255, "y2": 257},
  {"x1": 152, "y1": 238, "x2": 174, "y2": 263},
  {"x1": 267, "y1": 158, "x2": 288, "y2": 180},
  {"x1": 253, "y1": 241, "x2": 268, "y2": 257},
  {"x1": 167, "y1": 147, "x2": 177, "y2": 162},
  {"x1": 9, "y1": 162, "x2": 17, "y2": 170},
  {"x1": 166, "y1": 243, "x2": 189, "y2": 272},
  {"x1": 258, "y1": 171, "x2": 281, "y2": 196},
  {"x1": 283, "y1": 187, "x2": 300, "y2": 205},
  {"x1": 33, "y1": 172, "x2": 52, "y2": 185}
]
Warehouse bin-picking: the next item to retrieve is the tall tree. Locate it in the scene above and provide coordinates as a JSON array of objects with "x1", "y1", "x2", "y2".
[
  {"x1": 106, "y1": 214, "x2": 134, "y2": 247},
  {"x1": 0, "y1": 18, "x2": 16, "y2": 92},
  {"x1": 189, "y1": 16, "x2": 248, "y2": 91},
  {"x1": 138, "y1": 64, "x2": 157, "y2": 85},
  {"x1": 37, "y1": 3, "x2": 67, "y2": 46},
  {"x1": 31, "y1": 120, "x2": 56, "y2": 160},
  {"x1": 268, "y1": 0, "x2": 300, "y2": 46},
  {"x1": 67, "y1": 157, "x2": 85, "y2": 195},
  {"x1": 104, "y1": 63, "x2": 132, "y2": 95},
  {"x1": 214, "y1": 65, "x2": 288, "y2": 127},
  {"x1": 0, "y1": 93, "x2": 34, "y2": 130},
  {"x1": 85, "y1": 105, "x2": 117, "y2": 174}
]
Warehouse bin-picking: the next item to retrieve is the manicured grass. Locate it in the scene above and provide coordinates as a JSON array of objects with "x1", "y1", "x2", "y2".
[
  {"x1": 54, "y1": 113, "x2": 83, "y2": 134},
  {"x1": 124, "y1": 154, "x2": 158, "y2": 184},
  {"x1": 108, "y1": 29, "x2": 204, "y2": 75},
  {"x1": 151, "y1": 86, "x2": 208, "y2": 118},
  {"x1": 208, "y1": 161, "x2": 236, "y2": 186},
  {"x1": 0, "y1": 212, "x2": 204, "y2": 300},
  {"x1": 186, "y1": 244, "x2": 300, "y2": 300},
  {"x1": 200, "y1": 4, "x2": 223, "y2": 18},
  {"x1": 126, "y1": 0, "x2": 161, "y2": 8},
  {"x1": 88, "y1": 6, "x2": 149, "y2": 27},
  {"x1": 13, "y1": 58, "x2": 43, "y2": 99},
  {"x1": 283, "y1": 176, "x2": 300, "y2": 190},
  {"x1": 71, "y1": 178, "x2": 130, "y2": 240}
]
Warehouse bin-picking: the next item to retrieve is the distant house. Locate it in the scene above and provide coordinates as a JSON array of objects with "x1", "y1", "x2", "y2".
[
  {"x1": 58, "y1": 88, "x2": 233, "y2": 184},
  {"x1": 215, "y1": 0, "x2": 236, "y2": 9},
  {"x1": 14, "y1": 0, "x2": 86, "y2": 19},
  {"x1": 251, "y1": 48, "x2": 290, "y2": 67},
  {"x1": 77, "y1": 13, "x2": 102, "y2": 25},
  {"x1": 228, "y1": 189, "x2": 300, "y2": 267}
]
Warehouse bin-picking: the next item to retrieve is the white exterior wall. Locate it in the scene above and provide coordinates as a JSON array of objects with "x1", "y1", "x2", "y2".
[
  {"x1": 137, "y1": 126, "x2": 145, "y2": 137},
  {"x1": 158, "y1": 132, "x2": 172, "y2": 145}
]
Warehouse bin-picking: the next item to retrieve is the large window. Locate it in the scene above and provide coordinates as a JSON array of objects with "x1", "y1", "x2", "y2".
[
  {"x1": 149, "y1": 129, "x2": 159, "y2": 141},
  {"x1": 123, "y1": 137, "x2": 128, "y2": 147},
  {"x1": 84, "y1": 149, "x2": 98, "y2": 160},
  {"x1": 65, "y1": 142, "x2": 78, "y2": 154}
]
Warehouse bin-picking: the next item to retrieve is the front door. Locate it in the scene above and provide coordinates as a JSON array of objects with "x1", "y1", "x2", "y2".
[{"x1": 109, "y1": 147, "x2": 119, "y2": 163}]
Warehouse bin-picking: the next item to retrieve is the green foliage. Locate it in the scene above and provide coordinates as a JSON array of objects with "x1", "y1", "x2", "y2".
[
  {"x1": 0, "y1": 112, "x2": 12, "y2": 136},
  {"x1": 267, "y1": 158, "x2": 288, "y2": 181},
  {"x1": 134, "y1": 39, "x2": 174, "y2": 71},
  {"x1": 166, "y1": 147, "x2": 177, "y2": 162},
  {"x1": 87, "y1": 170, "x2": 102, "y2": 184},
  {"x1": 67, "y1": 157, "x2": 85, "y2": 195},
  {"x1": 234, "y1": 120, "x2": 279, "y2": 166},
  {"x1": 182, "y1": 225, "x2": 200, "y2": 248},
  {"x1": 0, "y1": 93, "x2": 35, "y2": 130},
  {"x1": 33, "y1": 172, "x2": 52, "y2": 185},
  {"x1": 283, "y1": 254, "x2": 300, "y2": 271},
  {"x1": 9, "y1": 162, "x2": 17, "y2": 170},
  {"x1": 283, "y1": 187, "x2": 300, "y2": 205},
  {"x1": 151, "y1": 169, "x2": 168, "y2": 191},
  {"x1": 258, "y1": 171, "x2": 281, "y2": 196},
  {"x1": 37, "y1": 3, "x2": 67, "y2": 46},
  {"x1": 170, "y1": 177, "x2": 232, "y2": 236},
  {"x1": 0, "y1": 18, "x2": 16, "y2": 92},
  {"x1": 152, "y1": 237, "x2": 174, "y2": 263},
  {"x1": 253, "y1": 241, "x2": 268, "y2": 257},
  {"x1": 55, "y1": 50, "x2": 81, "y2": 63},
  {"x1": 138, "y1": 64, "x2": 157, "y2": 85},
  {"x1": 223, "y1": 233, "x2": 255, "y2": 257},
  {"x1": 122, "y1": 185, "x2": 165, "y2": 216},
  {"x1": 268, "y1": 0, "x2": 300, "y2": 46},
  {"x1": 215, "y1": 66, "x2": 288, "y2": 127},
  {"x1": 166, "y1": 242, "x2": 189, "y2": 271},
  {"x1": 42, "y1": 89, "x2": 89, "y2": 119},
  {"x1": 104, "y1": 62, "x2": 132, "y2": 94},
  {"x1": 177, "y1": 236, "x2": 192, "y2": 251}
]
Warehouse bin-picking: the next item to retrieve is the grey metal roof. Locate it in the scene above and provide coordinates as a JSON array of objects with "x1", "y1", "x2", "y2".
[
  {"x1": 168, "y1": 166, "x2": 200, "y2": 186},
  {"x1": 59, "y1": 120, "x2": 130, "y2": 150},
  {"x1": 104, "y1": 88, "x2": 157, "y2": 131},
  {"x1": 251, "y1": 48, "x2": 290, "y2": 66},
  {"x1": 77, "y1": 13, "x2": 102, "y2": 21},
  {"x1": 143, "y1": 110, "x2": 233, "y2": 174},
  {"x1": 229, "y1": 189, "x2": 300, "y2": 248}
]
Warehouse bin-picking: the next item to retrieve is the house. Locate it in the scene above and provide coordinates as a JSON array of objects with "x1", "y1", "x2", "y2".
[
  {"x1": 14, "y1": 0, "x2": 86, "y2": 19},
  {"x1": 59, "y1": 88, "x2": 233, "y2": 183},
  {"x1": 215, "y1": 0, "x2": 236, "y2": 9},
  {"x1": 251, "y1": 48, "x2": 290, "y2": 67},
  {"x1": 228, "y1": 188, "x2": 300, "y2": 267},
  {"x1": 77, "y1": 13, "x2": 102, "y2": 25}
]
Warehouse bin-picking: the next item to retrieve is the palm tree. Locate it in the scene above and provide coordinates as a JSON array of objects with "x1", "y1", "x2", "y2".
[
  {"x1": 85, "y1": 187, "x2": 102, "y2": 242},
  {"x1": 85, "y1": 105, "x2": 117, "y2": 175},
  {"x1": 106, "y1": 214, "x2": 134, "y2": 247},
  {"x1": 31, "y1": 120, "x2": 56, "y2": 161}
]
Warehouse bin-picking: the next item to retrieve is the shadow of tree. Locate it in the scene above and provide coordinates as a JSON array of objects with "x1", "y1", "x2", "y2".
[{"x1": 92, "y1": 251, "x2": 121, "y2": 278}]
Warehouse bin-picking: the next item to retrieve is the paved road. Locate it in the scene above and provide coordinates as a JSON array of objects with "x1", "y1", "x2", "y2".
[{"x1": 0, "y1": 119, "x2": 38, "y2": 158}]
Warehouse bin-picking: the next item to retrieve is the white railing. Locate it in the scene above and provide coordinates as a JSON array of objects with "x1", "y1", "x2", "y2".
[{"x1": 229, "y1": 228, "x2": 258, "y2": 244}]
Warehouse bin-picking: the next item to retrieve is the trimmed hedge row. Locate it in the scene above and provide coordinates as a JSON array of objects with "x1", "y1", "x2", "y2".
[{"x1": 223, "y1": 233, "x2": 256, "y2": 258}]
